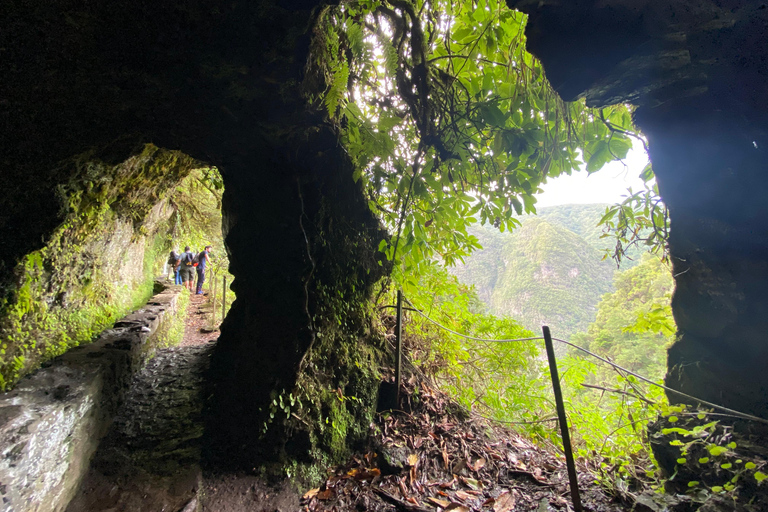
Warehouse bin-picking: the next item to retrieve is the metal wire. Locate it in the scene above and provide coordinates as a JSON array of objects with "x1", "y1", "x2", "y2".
[
  {"x1": 404, "y1": 298, "x2": 543, "y2": 343},
  {"x1": 551, "y1": 336, "x2": 768, "y2": 425},
  {"x1": 402, "y1": 295, "x2": 768, "y2": 425}
]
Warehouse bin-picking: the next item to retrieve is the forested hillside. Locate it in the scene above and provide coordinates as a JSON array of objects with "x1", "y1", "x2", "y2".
[
  {"x1": 572, "y1": 253, "x2": 675, "y2": 380},
  {"x1": 452, "y1": 205, "x2": 617, "y2": 338}
]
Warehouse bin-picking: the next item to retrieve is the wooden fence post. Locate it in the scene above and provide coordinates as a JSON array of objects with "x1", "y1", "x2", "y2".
[
  {"x1": 542, "y1": 326, "x2": 582, "y2": 512},
  {"x1": 211, "y1": 274, "x2": 217, "y2": 328},
  {"x1": 395, "y1": 290, "x2": 403, "y2": 406}
]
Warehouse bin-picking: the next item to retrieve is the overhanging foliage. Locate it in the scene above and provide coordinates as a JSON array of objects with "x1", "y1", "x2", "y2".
[{"x1": 311, "y1": 0, "x2": 639, "y2": 291}]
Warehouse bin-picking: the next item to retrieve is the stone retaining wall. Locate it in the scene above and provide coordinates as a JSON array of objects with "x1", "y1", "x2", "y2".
[{"x1": 0, "y1": 282, "x2": 186, "y2": 512}]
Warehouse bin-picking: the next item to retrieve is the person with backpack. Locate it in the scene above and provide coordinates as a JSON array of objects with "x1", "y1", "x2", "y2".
[
  {"x1": 167, "y1": 248, "x2": 182, "y2": 284},
  {"x1": 195, "y1": 245, "x2": 212, "y2": 295},
  {"x1": 179, "y1": 246, "x2": 196, "y2": 292}
]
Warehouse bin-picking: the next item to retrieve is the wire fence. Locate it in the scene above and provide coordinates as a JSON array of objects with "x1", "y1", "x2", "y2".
[
  {"x1": 398, "y1": 294, "x2": 768, "y2": 425},
  {"x1": 389, "y1": 292, "x2": 768, "y2": 512}
]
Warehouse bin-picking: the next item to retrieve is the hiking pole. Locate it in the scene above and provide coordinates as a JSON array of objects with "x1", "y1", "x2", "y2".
[
  {"x1": 542, "y1": 325, "x2": 583, "y2": 512},
  {"x1": 395, "y1": 290, "x2": 403, "y2": 406}
]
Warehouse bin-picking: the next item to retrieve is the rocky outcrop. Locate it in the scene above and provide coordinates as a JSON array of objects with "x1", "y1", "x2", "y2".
[
  {"x1": 510, "y1": 0, "x2": 768, "y2": 418},
  {"x1": 0, "y1": 284, "x2": 185, "y2": 512}
]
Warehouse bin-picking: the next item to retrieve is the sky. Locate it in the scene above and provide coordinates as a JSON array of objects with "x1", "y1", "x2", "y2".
[{"x1": 535, "y1": 139, "x2": 650, "y2": 208}]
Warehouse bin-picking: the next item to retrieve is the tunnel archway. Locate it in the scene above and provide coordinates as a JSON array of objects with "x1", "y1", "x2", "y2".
[{"x1": 510, "y1": 0, "x2": 768, "y2": 422}]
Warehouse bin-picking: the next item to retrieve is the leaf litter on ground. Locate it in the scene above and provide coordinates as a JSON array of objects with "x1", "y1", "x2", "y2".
[{"x1": 301, "y1": 376, "x2": 632, "y2": 512}]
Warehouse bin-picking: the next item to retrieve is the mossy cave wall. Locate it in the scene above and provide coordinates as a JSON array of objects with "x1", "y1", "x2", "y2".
[{"x1": 0, "y1": 145, "x2": 203, "y2": 389}]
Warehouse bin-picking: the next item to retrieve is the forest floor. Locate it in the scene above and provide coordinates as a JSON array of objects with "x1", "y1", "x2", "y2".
[{"x1": 301, "y1": 378, "x2": 633, "y2": 512}]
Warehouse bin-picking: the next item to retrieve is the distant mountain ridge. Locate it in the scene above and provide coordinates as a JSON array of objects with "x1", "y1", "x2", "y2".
[{"x1": 452, "y1": 204, "x2": 619, "y2": 339}]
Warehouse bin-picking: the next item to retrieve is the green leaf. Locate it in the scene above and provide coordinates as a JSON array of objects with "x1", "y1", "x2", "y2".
[
  {"x1": 586, "y1": 140, "x2": 610, "y2": 173},
  {"x1": 708, "y1": 445, "x2": 728, "y2": 456},
  {"x1": 640, "y1": 162, "x2": 654, "y2": 182}
]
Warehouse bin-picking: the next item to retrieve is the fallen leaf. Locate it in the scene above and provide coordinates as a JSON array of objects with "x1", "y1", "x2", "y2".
[
  {"x1": 469, "y1": 458, "x2": 485, "y2": 472},
  {"x1": 427, "y1": 497, "x2": 451, "y2": 508},
  {"x1": 493, "y1": 491, "x2": 516, "y2": 512},
  {"x1": 408, "y1": 453, "x2": 419, "y2": 466},
  {"x1": 399, "y1": 477, "x2": 409, "y2": 497},
  {"x1": 407, "y1": 497, "x2": 420, "y2": 506},
  {"x1": 445, "y1": 505, "x2": 470, "y2": 512},
  {"x1": 352, "y1": 468, "x2": 381, "y2": 481},
  {"x1": 302, "y1": 488, "x2": 320, "y2": 500},
  {"x1": 452, "y1": 459, "x2": 467, "y2": 474},
  {"x1": 317, "y1": 489, "x2": 334, "y2": 500},
  {"x1": 438, "y1": 477, "x2": 456, "y2": 489},
  {"x1": 454, "y1": 490, "x2": 473, "y2": 501},
  {"x1": 533, "y1": 467, "x2": 548, "y2": 483},
  {"x1": 460, "y1": 477, "x2": 482, "y2": 490}
]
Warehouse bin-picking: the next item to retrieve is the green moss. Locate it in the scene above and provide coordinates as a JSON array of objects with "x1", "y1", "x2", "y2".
[
  {"x1": 154, "y1": 289, "x2": 190, "y2": 349},
  {"x1": 0, "y1": 145, "x2": 205, "y2": 390}
]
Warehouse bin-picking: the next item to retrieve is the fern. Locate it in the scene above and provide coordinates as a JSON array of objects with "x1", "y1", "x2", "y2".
[
  {"x1": 376, "y1": 33, "x2": 399, "y2": 76},
  {"x1": 346, "y1": 22, "x2": 365, "y2": 59},
  {"x1": 325, "y1": 59, "x2": 350, "y2": 118}
]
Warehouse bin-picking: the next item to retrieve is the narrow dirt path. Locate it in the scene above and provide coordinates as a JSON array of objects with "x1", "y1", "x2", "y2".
[{"x1": 66, "y1": 291, "x2": 216, "y2": 512}]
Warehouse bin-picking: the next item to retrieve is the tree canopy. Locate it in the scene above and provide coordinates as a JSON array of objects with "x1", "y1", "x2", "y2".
[{"x1": 313, "y1": 0, "x2": 641, "y2": 287}]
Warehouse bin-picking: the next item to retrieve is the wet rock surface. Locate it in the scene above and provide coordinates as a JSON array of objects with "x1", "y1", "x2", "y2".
[
  {"x1": 66, "y1": 344, "x2": 213, "y2": 512},
  {"x1": 0, "y1": 284, "x2": 184, "y2": 512}
]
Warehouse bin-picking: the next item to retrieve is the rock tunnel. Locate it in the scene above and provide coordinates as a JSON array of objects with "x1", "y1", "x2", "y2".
[{"x1": 1, "y1": 0, "x2": 767, "y2": 505}]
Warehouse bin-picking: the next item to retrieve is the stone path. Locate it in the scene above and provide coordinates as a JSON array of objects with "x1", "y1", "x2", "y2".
[{"x1": 66, "y1": 293, "x2": 215, "y2": 512}]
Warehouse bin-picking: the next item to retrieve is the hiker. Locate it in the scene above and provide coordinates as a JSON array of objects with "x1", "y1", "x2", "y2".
[
  {"x1": 167, "y1": 248, "x2": 181, "y2": 284},
  {"x1": 195, "y1": 245, "x2": 212, "y2": 295},
  {"x1": 179, "y1": 246, "x2": 196, "y2": 292}
]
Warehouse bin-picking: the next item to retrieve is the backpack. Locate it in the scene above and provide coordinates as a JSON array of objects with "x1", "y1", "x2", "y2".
[{"x1": 183, "y1": 252, "x2": 194, "y2": 266}]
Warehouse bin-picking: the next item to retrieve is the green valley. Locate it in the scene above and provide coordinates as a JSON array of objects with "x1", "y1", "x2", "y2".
[{"x1": 452, "y1": 204, "x2": 621, "y2": 339}]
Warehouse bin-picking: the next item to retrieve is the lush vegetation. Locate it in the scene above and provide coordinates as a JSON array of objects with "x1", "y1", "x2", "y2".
[
  {"x1": 394, "y1": 246, "x2": 671, "y2": 484},
  {"x1": 571, "y1": 253, "x2": 675, "y2": 381},
  {"x1": 310, "y1": 0, "x2": 768, "y2": 504},
  {"x1": 166, "y1": 167, "x2": 235, "y2": 324},
  {"x1": 452, "y1": 206, "x2": 616, "y2": 339},
  {"x1": 0, "y1": 149, "x2": 231, "y2": 390},
  {"x1": 0, "y1": 146, "x2": 201, "y2": 389},
  {"x1": 315, "y1": 0, "x2": 636, "y2": 296}
]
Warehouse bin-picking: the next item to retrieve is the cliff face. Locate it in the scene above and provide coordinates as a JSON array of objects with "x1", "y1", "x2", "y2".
[
  {"x1": 510, "y1": 0, "x2": 768, "y2": 418},
  {"x1": 453, "y1": 218, "x2": 615, "y2": 339}
]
